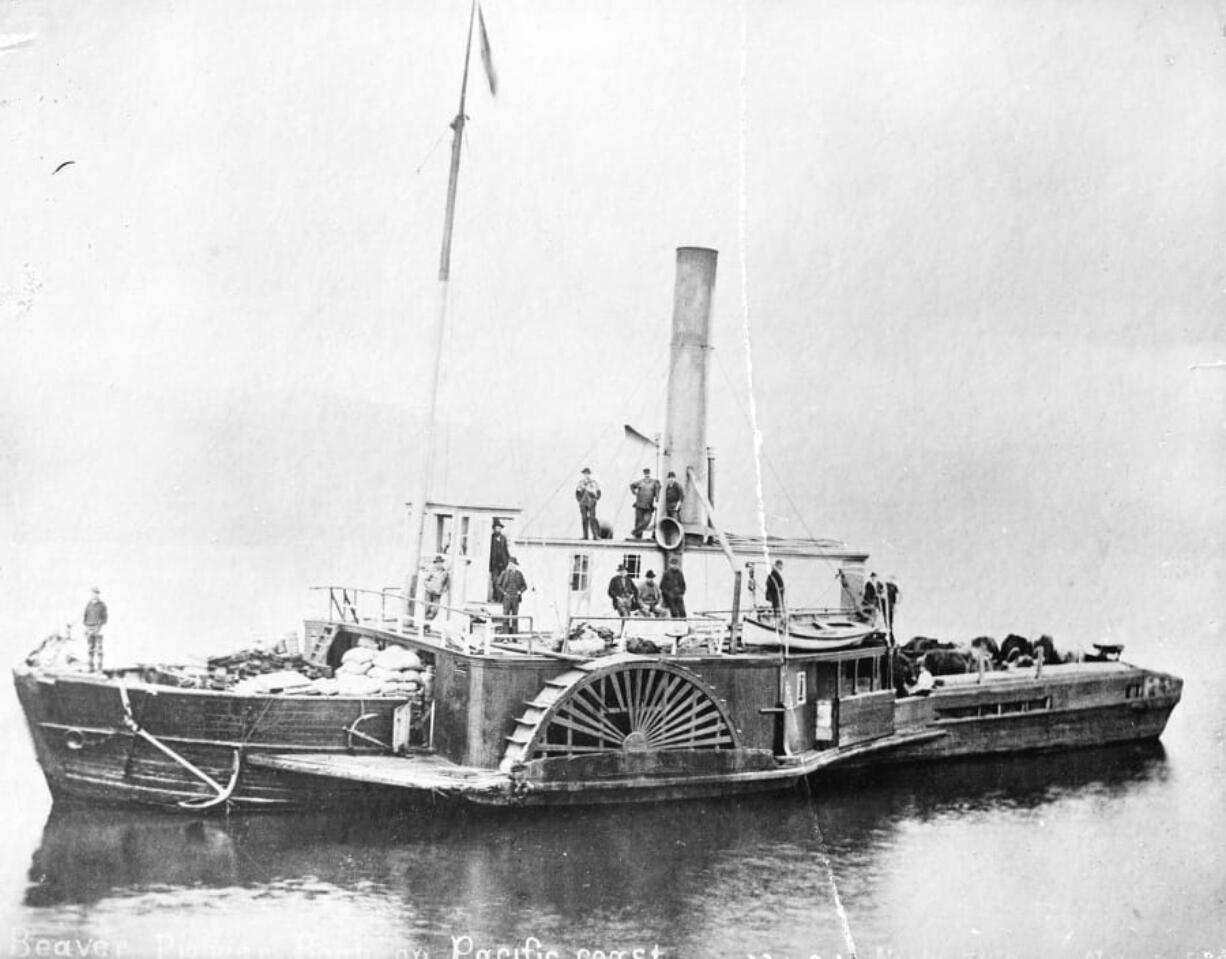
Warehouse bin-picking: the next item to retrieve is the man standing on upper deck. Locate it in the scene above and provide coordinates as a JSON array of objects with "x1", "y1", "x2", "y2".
[
  {"x1": 663, "y1": 471, "x2": 685, "y2": 521},
  {"x1": 575, "y1": 468, "x2": 601, "y2": 540},
  {"x1": 629, "y1": 468, "x2": 660, "y2": 539},
  {"x1": 488, "y1": 520, "x2": 510, "y2": 600},
  {"x1": 765, "y1": 560, "x2": 786, "y2": 615},
  {"x1": 83, "y1": 587, "x2": 108, "y2": 673}
]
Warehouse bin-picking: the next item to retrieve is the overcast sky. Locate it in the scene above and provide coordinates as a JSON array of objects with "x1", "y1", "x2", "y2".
[{"x1": 2, "y1": 0, "x2": 1224, "y2": 651}]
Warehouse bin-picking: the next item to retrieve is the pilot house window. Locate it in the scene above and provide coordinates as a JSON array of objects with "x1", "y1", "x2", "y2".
[
  {"x1": 570, "y1": 554, "x2": 591, "y2": 592},
  {"x1": 839, "y1": 657, "x2": 880, "y2": 696}
]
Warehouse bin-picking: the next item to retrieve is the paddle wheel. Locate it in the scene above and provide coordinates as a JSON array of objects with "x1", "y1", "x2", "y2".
[{"x1": 501, "y1": 655, "x2": 740, "y2": 776}]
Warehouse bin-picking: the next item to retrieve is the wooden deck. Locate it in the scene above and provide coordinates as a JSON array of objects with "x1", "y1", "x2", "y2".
[{"x1": 247, "y1": 752, "x2": 510, "y2": 797}]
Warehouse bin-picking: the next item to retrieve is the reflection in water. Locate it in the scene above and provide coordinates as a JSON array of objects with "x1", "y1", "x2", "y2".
[{"x1": 18, "y1": 742, "x2": 1173, "y2": 958}]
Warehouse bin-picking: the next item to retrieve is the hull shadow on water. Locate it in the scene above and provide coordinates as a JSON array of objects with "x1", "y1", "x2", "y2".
[{"x1": 24, "y1": 740, "x2": 1169, "y2": 913}]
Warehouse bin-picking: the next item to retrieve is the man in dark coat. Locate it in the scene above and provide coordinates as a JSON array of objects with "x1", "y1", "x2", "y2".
[
  {"x1": 861, "y1": 572, "x2": 881, "y2": 623},
  {"x1": 83, "y1": 586, "x2": 108, "y2": 673},
  {"x1": 765, "y1": 560, "x2": 786, "y2": 615},
  {"x1": 629, "y1": 468, "x2": 660, "y2": 539},
  {"x1": 660, "y1": 558, "x2": 687, "y2": 619},
  {"x1": 607, "y1": 564, "x2": 639, "y2": 617},
  {"x1": 488, "y1": 520, "x2": 510, "y2": 600},
  {"x1": 495, "y1": 557, "x2": 528, "y2": 634},
  {"x1": 664, "y1": 471, "x2": 685, "y2": 521},
  {"x1": 882, "y1": 574, "x2": 900, "y2": 641}
]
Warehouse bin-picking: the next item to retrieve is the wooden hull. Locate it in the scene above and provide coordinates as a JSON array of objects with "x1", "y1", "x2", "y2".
[
  {"x1": 12, "y1": 666, "x2": 410, "y2": 810},
  {"x1": 840, "y1": 662, "x2": 1183, "y2": 769},
  {"x1": 13, "y1": 651, "x2": 1183, "y2": 811}
]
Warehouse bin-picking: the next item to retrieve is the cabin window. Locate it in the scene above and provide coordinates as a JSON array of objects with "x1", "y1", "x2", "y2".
[
  {"x1": 840, "y1": 660, "x2": 856, "y2": 697},
  {"x1": 623, "y1": 554, "x2": 642, "y2": 578},
  {"x1": 796, "y1": 671, "x2": 807, "y2": 705},
  {"x1": 838, "y1": 657, "x2": 880, "y2": 696},
  {"x1": 570, "y1": 554, "x2": 591, "y2": 592},
  {"x1": 459, "y1": 517, "x2": 470, "y2": 556},
  {"x1": 434, "y1": 514, "x2": 453, "y2": 555}
]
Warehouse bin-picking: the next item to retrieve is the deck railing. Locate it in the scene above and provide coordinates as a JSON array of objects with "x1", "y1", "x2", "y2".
[{"x1": 310, "y1": 585, "x2": 535, "y2": 650}]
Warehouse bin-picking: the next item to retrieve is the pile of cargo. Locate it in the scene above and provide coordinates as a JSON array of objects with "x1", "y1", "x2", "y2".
[
  {"x1": 326, "y1": 644, "x2": 431, "y2": 698},
  {"x1": 197, "y1": 644, "x2": 432, "y2": 699},
  {"x1": 208, "y1": 648, "x2": 332, "y2": 682}
]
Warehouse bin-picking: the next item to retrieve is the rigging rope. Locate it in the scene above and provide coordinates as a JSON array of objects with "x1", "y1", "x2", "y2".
[
  {"x1": 737, "y1": 0, "x2": 772, "y2": 577},
  {"x1": 515, "y1": 340, "x2": 671, "y2": 537}
]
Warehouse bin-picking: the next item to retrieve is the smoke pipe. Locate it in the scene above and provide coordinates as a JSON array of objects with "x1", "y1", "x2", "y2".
[{"x1": 663, "y1": 247, "x2": 717, "y2": 528}]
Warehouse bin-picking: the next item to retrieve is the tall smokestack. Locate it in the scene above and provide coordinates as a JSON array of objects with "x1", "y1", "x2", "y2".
[{"x1": 663, "y1": 246, "x2": 717, "y2": 529}]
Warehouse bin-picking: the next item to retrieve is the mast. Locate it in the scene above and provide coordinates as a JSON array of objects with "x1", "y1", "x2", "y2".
[{"x1": 406, "y1": 0, "x2": 478, "y2": 622}]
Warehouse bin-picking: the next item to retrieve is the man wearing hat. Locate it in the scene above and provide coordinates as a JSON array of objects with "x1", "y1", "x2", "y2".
[
  {"x1": 660, "y1": 557, "x2": 687, "y2": 619},
  {"x1": 423, "y1": 555, "x2": 450, "y2": 624},
  {"x1": 495, "y1": 556, "x2": 528, "y2": 633},
  {"x1": 664, "y1": 470, "x2": 685, "y2": 521},
  {"x1": 575, "y1": 468, "x2": 601, "y2": 540},
  {"x1": 637, "y1": 569, "x2": 662, "y2": 616},
  {"x1": 628, "y1": 467, "x2": 660, "y2": 539},
  {"x1": 83, "y1": 587, "x2": 108, "y2": 673},
  {"x1": 488, "y1": 519, "x2": 510, "y2": 600},
  {"x1": 607, "y1": 564, "x2": 639, "y2": 617}
]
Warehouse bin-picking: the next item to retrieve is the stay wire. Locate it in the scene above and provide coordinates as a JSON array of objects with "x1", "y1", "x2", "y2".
[
  {"x1": 515, "y1": 340, "x2": 670, "y2": 536},
  {"x1": 712, "y1": 347, "x2": 823, "y2": 546}
]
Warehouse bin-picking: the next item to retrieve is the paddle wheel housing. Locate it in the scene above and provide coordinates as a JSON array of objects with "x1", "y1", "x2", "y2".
[{"x1": 501, "y1": 655, "x2": 763, "y2": 786}]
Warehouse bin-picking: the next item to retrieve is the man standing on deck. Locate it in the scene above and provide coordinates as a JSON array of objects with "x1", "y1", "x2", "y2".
[
  {"x1": 629, "y1": 468, "x2": 660, "y2": 539},
  {"x1": 575, "y1": 468, "x2": 601, "y2": 540},
  {"x1": 882, "y1": 574, "x2": 900, "y2": 642},
  {"x1": 496, "y1": 556, "x2": 528, "y2": 634},
  {"x1": 664, "y1": 471, "x2": 685, "y2": 521},
  {"x1": 83, "y1": 587, "x2": 107, "y2": 673},
  {"x1": 660, "y1": 557, "x2": 687, "y2": 619},
  {"x1": 488, "y1": 520, "x2": 510, "y2": 600},
  {"x1": 423, "y1": 556, "x2": 450, "y2": 624},
  {"x1": 862, "y1": 572, "x2": 881, "y2": 625},
  {"x1": 765, "y1": 560, "x2": 786, "y2": 615}
]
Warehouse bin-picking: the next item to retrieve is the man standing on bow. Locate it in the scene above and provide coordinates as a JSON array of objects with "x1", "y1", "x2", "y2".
[
  {"x1": 575, "y1": 468, "x2": 601, "y2": 540},
  {"x1": 83, "y1": 587, "x2": 108, "y2": 673},
  {"x1": 664, "y1": 471, "x2": 685, "y2": 521},
  {"x1": 629, "y1": 468, "x2": 660, "y2": 539}
]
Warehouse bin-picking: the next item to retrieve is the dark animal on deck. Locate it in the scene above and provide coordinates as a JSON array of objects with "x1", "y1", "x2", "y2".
[
  {"x1": 970, "y1": 635, "x2": 1000, "y2": 665},
  {"x1": 1001, "y1": 634, "x2": 1033, "y2": 664},
  {"x1": 922, "y1": 649, "x2": 974, "y2": 676},
  {"x1": 892, "y1": 654, "x2": 916, "y2": 696},
  {"x1": 1033, "y1": 634, "x2": 1061, "y2": 665},
  {"x1": 901, "y1": 636, "x2": 953, "y2": 658}
]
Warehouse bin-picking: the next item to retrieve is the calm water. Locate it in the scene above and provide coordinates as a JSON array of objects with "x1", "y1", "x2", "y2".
[{"x1": 2, "y1": 633, "x2": 1223, "y2": 959}]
